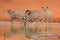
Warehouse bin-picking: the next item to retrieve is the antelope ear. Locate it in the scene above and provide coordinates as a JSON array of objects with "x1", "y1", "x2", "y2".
[
  {"x1": 41, "y1": 7, "x2": 43, "y2": 8},
  {"x1": 7, "y1": 9, "x2": 9, "y2": 11},
  {"x1": 46, "y1": 7, "x2": 48, "y2": 8},
  {"x1": 7, "y1": 9, "x2": 11, "y2": 11},
  {"x1": 26, "y1": 10, "x2": 29, "y2": 13}
]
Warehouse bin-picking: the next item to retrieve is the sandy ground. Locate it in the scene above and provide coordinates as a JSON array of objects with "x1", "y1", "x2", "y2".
[{"x1": 0, "y1": 21, "x2": 60, "y2": 40}]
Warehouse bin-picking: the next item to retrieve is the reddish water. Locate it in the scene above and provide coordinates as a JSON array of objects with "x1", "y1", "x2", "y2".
[{"x1": 0, "y1": 21, "x2": 60, "y2": 40}]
